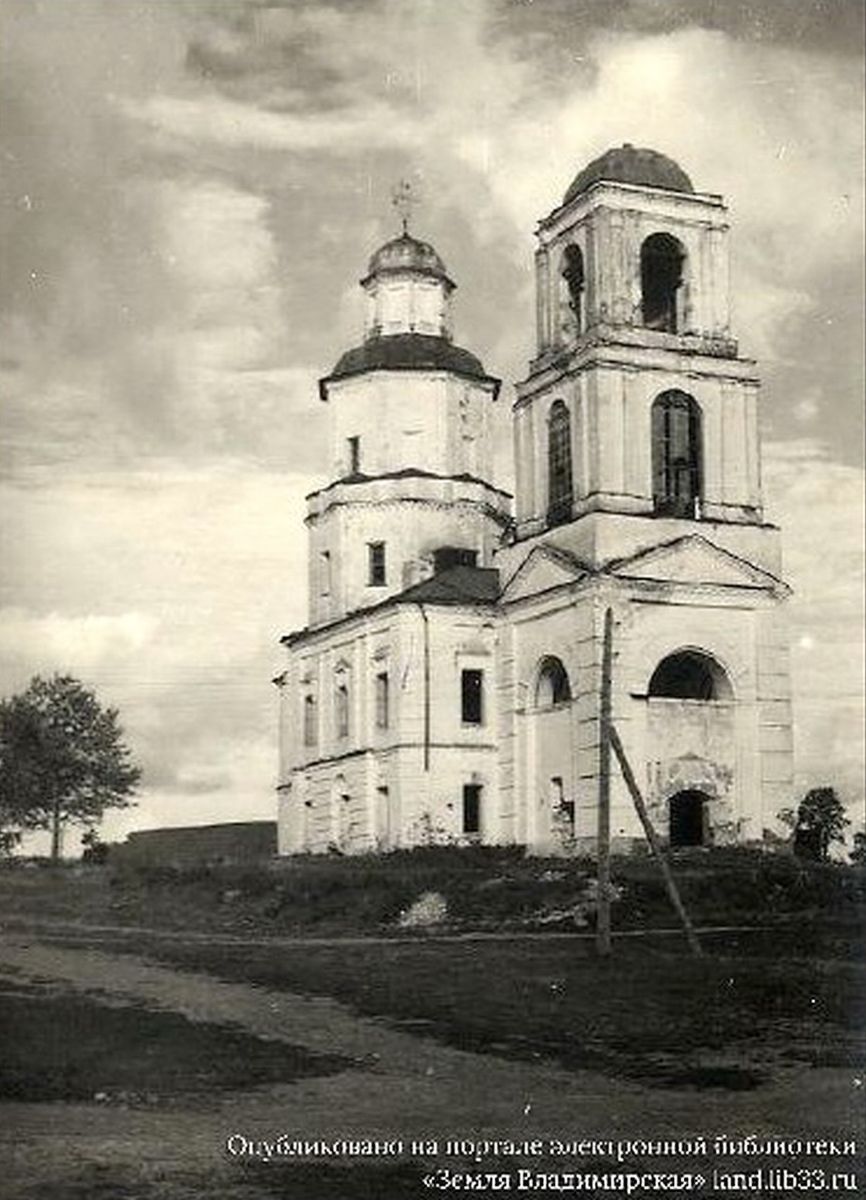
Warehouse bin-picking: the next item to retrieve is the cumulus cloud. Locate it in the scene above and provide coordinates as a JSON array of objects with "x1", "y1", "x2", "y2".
[{"x1": 1, "y1": 0, "x2": 862, "y2": 838}]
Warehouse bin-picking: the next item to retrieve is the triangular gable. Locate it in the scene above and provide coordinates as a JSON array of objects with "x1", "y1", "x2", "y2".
[
  {"x1": 502, "y1": 544, "x2": 589, "y2": 602},
  {"x1": 608, "y1": 534, "x2": 785, "y2": 591}
]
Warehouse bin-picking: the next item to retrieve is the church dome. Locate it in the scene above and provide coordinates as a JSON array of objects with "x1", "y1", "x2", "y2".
[
  {"x1": 363, "y1": 233, "x2": 453, "y2": 287},
  {"x1": 563, "y1": 145, "x2": 694, "y2": 204}
]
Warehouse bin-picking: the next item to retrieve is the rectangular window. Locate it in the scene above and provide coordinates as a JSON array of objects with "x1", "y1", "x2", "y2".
[
  {"x1": 347, "y1": 436, "x2": 361, "y2": 474},
  {"x1": 336, "y1": 682, "x2": 349, "y2": 739},
  {"x1": 375, "y1": 671, "x2": 389, "y2": 729},
  {"x1": 461, "y1": 668, "x2": 484, "y2": 725},
  {"x1": 368, "y1": 541, "x2": 386, "y2": 587},
  {"x1": 303, "y1": 695, "x2": 317, "y2": 747},
  {"x1": 462, "y1": 784, "x2": 482, "y2": 835},
  {"x1": 319, "y1": 550, "x2": 331, "y2": 596}
]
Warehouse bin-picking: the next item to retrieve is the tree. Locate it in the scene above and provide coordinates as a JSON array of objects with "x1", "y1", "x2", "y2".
[
  {"x1": 0, "y1": 675, "x2": 140, "y2": 860},
  {"x1": 788, "y1": 786, "x2": 850, "y2": 862}
]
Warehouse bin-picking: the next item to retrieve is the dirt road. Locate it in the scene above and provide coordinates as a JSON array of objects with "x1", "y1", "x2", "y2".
[{"x1": 0, "y1": 930, "x2": 860, "y2": 1199}]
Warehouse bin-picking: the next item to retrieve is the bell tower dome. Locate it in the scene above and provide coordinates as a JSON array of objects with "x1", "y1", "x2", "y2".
[
  {"x1": 508, "y1": 143, "x2": 779, "y2": 578},
  {"x1": 306, "y1": 225, "x2": 510, "y2": 627}
]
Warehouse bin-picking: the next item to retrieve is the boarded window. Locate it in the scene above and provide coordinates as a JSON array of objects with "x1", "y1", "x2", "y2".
[
  {"x1": 652, "y1": 390, "x2": 702, "y2": 517},
  {"x1": 463, "y1": 784, "x2": 482, "y2": 835},
  {"x1": 547, "y1": 400, "x2": 573, "y2": 526},
  {"x1": 641, "y1": 233, "x2": 685, "y2": 332},
  {"x1": 375, "y1": 671, "x2": 389, "y2": 729},
  {"x1": 461, "y1": 668, "x2": 484, "y2": 725},
  {"x1": 368, "y1": 542, "x2": 387, "y2": 586}
]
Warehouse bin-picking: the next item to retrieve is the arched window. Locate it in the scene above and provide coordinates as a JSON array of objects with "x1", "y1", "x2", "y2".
[
  {"x1": 648, "y1": 650, "x2": 732, "y2": 701},
  {"x1": 535, "y1": 656, "x2": 572, "y2": 707},
  {"x1": 547, "y1": 400, "x2": 573, "y2": 526},
  {"x1": 641, "y1": 233, "x2": 685, "y2": 333},
  {"x1": 559, "y1": 244, "x2": 585, "y2": 340},
  {"x1": 652, "y1": 390, "x2": 702, "y2": 517}
]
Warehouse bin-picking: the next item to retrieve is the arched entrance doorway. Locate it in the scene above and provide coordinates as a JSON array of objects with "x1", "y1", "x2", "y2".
[{"x1": 669, "y1": 790, "x2": 710, "y2": 847}]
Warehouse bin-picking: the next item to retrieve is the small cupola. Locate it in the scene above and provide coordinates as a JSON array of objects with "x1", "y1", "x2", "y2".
[{"x1": 361, "y1": 231, "x2": 455, "y2": 340}]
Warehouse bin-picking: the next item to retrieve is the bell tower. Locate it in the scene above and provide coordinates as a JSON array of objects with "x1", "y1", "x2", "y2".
[
  {"x1": 307, "y1": 217, "x2": 509, "y2": 627},
  {"x1": 511, "y1": 143, "x2": 775, "y2": 577}
]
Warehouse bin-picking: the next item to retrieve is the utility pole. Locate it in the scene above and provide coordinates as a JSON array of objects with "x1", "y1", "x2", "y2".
[{"x1": 596, "y1": 606, "x2": 614, "y2": 956}]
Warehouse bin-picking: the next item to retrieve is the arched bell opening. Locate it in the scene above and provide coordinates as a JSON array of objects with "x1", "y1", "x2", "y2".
[{"x1": 641, "y1": 232, "x2": 686, "y2": 333}]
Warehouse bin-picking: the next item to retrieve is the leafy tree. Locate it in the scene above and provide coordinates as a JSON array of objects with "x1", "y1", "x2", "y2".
[
  {"x1": 850, "y1": 831, "x2": 866, "y2": 866},
  {"x1": 0, "y1": 675, "x2": 140, "y2": 860},
  {"x1": 789, "y1": 786, "x2": 850, "y2": 862}
]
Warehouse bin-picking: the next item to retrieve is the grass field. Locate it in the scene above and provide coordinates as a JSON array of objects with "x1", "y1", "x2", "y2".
[{"x1": 80, "y1": 926, "x2": 862, "y2": 1089}]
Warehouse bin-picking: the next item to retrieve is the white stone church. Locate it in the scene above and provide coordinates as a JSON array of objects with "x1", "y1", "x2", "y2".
[{"x1": 275, "y1": 145, "x2": 793, "y2": 856}]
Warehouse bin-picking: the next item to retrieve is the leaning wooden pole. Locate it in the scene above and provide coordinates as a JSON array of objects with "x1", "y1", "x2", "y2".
[
  {"x1": 596, "y1": 606, "x2": 614, "y2": 956},
  {"x1": 609, "y1": 724, "x2": 703, "y2": 958}
]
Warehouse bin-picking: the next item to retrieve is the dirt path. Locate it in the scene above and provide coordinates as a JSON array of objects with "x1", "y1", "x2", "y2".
[{"x1": 0, "y1": 931, "x2": 860, "y2": 1198}]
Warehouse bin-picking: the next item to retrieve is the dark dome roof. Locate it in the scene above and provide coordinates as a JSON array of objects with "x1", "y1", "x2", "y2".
[
  {"x1": 329, "y1": 333, "x2": 489, "y2": 383},
  {"x1": 564, "y1": 145, "x2": 694, "y2": 204},
  {"x1": 363, "y1": 233, "x2": 452, "y2": 285}
]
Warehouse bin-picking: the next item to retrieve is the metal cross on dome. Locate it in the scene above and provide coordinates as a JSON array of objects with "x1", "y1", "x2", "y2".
[{"x1": 391, "y1": 179, "x2": 420, "y2": 235}]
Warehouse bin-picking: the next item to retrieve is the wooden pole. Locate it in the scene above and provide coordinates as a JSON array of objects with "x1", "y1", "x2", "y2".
[
  {"x1": 596, "y1": 607, "x2": 614, "y2": 956},
  {"x1": 609, "y1": 724, "x2": 703, "y2": 958}
]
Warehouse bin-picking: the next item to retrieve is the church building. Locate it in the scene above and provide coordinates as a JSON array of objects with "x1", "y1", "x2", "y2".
[{"x1": 275, "y1": 145, "x2": 793, "y2": 855}]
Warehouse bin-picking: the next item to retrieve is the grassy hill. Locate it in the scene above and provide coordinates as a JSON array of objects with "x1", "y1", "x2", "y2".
[{"x1": 1, "y1": 845, "x2": 863, "y2": 946}]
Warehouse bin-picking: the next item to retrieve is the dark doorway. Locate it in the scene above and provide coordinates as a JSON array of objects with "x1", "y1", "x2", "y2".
[
  {"x1": 669, "y1": 790, "x2": 709, "y2": 846},
  {"x1": 462, "y1": 784, "x2": 482, "y2": 835}
]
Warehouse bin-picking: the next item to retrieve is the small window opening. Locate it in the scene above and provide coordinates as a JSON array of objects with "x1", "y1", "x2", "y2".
[
  {"x1": 652, "y1": 390, "x2": 701, "y2": 517},
  {"x1": 347, "y1": 436, "x2": 361, "y2": 474},
  {"x1": 336, "y1": 682, "x2": 350, "y2": 738},
  {"x1": 303, "y1": 695, "x2": 317, "y2": 747},
  {"x1": 547, "y1": 400, "x2": 573, "y2": 527},
  {"x1": 375, "y1": 671, "x2": 389, "y2": 729},
  {"x1": 641, "y1": 233, "x2": 685, "y2": 333},
  {"x1": 648, "y1": 651, "x2": 731, "y2": 701},
  {"x1": 319, "y1": 550, "x2": 331, "y2": 596},
  {"x1": 368, "y1": 541, "x2": 387, "y2": 586},
  {"x1": 462, "y1": 784, "x2": 482, "y2": 835},
  {"x1": 461, "y1": 668, "x2": 484, "y2": 725}
]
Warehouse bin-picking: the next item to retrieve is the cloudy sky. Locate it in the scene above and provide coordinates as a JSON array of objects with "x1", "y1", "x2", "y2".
[{"x1": 1, "y1": 0, "x2": 863, "y2": 847}]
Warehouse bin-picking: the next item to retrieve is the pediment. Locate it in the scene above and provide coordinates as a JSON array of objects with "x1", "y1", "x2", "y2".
[
  {"x1": 502, "y1": 544, "x2": 589, "y2": 602},
  {"x1": 609, "y1": 535, "x2": 784, "y2": 591}
]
